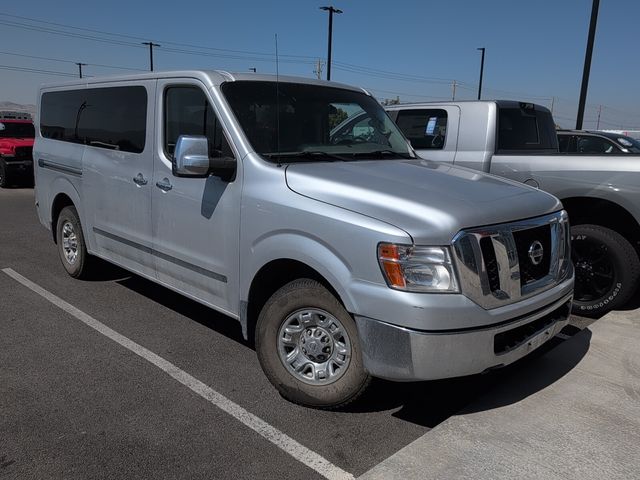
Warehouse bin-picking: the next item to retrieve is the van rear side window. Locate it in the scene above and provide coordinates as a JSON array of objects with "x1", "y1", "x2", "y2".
[
  {"x1": 496, "y1": 107, "x2": 557, "y2": 153},
  {"x1": 40, "y1": 86, "x2": 147, "y2": 153}
]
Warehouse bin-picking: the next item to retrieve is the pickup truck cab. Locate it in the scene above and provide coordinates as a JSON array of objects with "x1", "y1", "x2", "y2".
[
  {"x1": 0, "y1": 113, "x2": 35, "y2": 187},
  {"x1": 35, "y1": 73, "x2": 573, "y2": 407},
  {"x1": 385, "y1": 101, "x2": 640, "y2": 317}
]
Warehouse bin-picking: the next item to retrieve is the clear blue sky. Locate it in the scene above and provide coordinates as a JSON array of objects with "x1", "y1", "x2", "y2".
[{"x1": 1, "y1": 0, "x2": 638, "y2": 129}]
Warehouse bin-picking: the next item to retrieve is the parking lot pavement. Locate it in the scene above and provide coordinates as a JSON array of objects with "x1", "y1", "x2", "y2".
[
  {"x1": 359, "y1": 308, "x2": 640, "y2": 480},
  {"x1": 1, "y1": 187, "x2": 638, "y2": 479}
]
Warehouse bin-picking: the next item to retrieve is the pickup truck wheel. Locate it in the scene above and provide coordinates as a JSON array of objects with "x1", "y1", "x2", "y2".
[
  {"x1": 571, "y1": 224, "x2": 640, "y2": 317},
  {"x1": 56, "y1": 206, "x2": 93, "y2": 279},
  {"x1": 256, "y1": 279, "x2": 370, "y2": 409}
]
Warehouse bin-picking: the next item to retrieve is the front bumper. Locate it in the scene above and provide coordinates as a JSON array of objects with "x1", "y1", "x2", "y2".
[
  {"x1": 355, "y1": 292, "x2": 572, "y2": 381},
  {"x1": 2, "y1": 158, "x2": 34, "y2": 175}
]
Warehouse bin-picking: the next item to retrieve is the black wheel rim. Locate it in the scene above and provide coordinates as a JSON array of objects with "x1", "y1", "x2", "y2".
[{"x1": 572, "y1": 236, "x2": 616, "y2": 303}]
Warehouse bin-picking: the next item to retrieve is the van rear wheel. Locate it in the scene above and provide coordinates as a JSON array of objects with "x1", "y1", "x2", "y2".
[
  {"x1": 256, "y1": 279, "x2": 370, "y2": 408},
  {"x1": 56, "y1": 206, "x2": 93, "y2": 279}
]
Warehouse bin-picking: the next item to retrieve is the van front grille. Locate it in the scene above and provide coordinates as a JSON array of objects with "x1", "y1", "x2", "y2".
[{"x1": 452, "y1": 211, "x2": 571, "y2": 309}]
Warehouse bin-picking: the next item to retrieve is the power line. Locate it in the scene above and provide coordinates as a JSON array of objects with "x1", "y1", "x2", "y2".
[
  {"x1": 0, "y1": 13, "x2": 319, "y2": 61},
  {"x1": 0, "y1": 50, "x2": 147, "y2": 72},
  {"x1": 0, "y1": 64, "x2": 80, "y2": 77}
]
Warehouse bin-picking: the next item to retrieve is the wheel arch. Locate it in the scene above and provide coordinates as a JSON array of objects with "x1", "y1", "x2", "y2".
[
  {"x1": 49, "y1": 180, "x2": 83, "y2": 244},
  {"x1": 243, "y1": 257, "x2": 351, "y2": 344},
  {"x1": 561, "y1": 196, "x2": 640, "y2": 250}
]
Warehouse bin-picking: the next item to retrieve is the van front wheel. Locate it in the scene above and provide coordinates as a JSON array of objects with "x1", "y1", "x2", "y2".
[
  {"x1": 256, "y1": 279, "x2": 370, "y2": 408},
  {"x1": 56, "y1": 206, "x2": 93, "y2": 279}
]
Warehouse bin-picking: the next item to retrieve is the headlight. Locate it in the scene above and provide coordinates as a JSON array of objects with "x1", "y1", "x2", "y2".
[{"x1": 378, "y1": 243, "x2": 459, "y2": 293}]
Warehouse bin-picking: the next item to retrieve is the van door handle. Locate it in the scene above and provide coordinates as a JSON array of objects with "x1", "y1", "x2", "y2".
[
  {"x1": 156, "y1": 178, "x2": 173, "y2": 192},
  {"x1": 133, "y1": 173, "x2": 148, "y2": 186}
]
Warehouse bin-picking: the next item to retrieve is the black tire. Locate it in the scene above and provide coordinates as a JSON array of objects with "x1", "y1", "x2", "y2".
[
  {"x1": 0, "y1": 161, "x2": 8, "y2": 188},
  {"x1": 56, "y1": 206, "x2": 93, "y2": 279},
  {"x1": 571, "y1": 224, "x2": 640, "y2": 317},
  {"x1": 256, "y1": 279, "x2": 371, "y2": 408}
]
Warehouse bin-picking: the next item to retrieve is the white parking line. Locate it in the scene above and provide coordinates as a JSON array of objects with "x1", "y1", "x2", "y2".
[{"x1": 2, "y1": 268, "x2": 353, "y2": 480}]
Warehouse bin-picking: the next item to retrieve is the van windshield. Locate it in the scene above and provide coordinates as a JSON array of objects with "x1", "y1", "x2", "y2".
[{"x1": 221, "y1": 81, "x2": 414, "y2": 162}]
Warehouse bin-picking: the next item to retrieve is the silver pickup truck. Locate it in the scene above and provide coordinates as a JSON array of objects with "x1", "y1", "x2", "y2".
[
  {"x1": 380, "y1": 101, "x2": 640, "y2": 317},
  {"x1": 34, "y1": 73, "x2": 573, "y2": 407}
]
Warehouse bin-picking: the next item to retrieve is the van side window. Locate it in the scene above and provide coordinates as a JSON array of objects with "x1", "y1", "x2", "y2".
[
  {"x1": 40, "y1": 87, "x2": 147, "y2": 153},
  {"x1": 395, "y1": 109, "x2": 447, "y2": 149},
  {"x1": 164, "y1": 86, "x2": 234, "y2": 159}
]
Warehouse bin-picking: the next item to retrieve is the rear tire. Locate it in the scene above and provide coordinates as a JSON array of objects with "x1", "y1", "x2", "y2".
[
  {"x1": 56, "y1": 206, "x2": 94, "y2": 279},
  {"x1": 571, "y1": 224, "x2": 640, "y2": 317},
  {"x1": 256, "y1": 279, "x2": 371, "y2": 408}
]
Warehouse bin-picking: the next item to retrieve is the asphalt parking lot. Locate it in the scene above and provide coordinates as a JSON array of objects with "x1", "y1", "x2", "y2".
[{"x1": 1, "y1": 186, "x2": 638, "y2": 479}]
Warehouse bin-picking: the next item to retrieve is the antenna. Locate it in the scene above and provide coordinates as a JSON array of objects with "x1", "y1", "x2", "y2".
[{"x1": 275, "y1": 34, "x2": 281, "y2": 165}]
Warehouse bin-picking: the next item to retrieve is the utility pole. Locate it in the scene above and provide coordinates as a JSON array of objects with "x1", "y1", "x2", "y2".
[
  {"x1": 596, "y1": 105, "x2": 602, "y2": 129},
  {"x1": 314, "y1": 59, "x2": 325, "y2": 79},
  {"x1": 477, "y1": 47, "x2": 485, "y2": 100},
  {"x1": 451, "y1": 80, "x2": 457, "y2": 101},
  {"x1": 550, "y1": 96, "x2": 555, "y2": 114},
  {"x1": 576, "y1": 0, "x2": 600, "y2": 130},
  {"x1": 142, "y1": 41, "x2": 161, "y2": 72},
  {"x1": 320, "y1": 6, "x2": 342, "y2": 81},
  {"x1": 75, "y1": 62, "x2": 87, "y2": 79}
]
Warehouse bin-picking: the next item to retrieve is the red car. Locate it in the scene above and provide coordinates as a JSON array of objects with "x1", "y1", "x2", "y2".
[{"x1": 0, "y1": 113, "x2": 35, "y2": 187}]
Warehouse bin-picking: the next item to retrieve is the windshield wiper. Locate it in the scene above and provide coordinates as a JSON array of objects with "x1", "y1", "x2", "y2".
[
  {"x1": 263, "y1": 151, "x2": 349, "y2": 162},
  {"x1": 347, "y1": 150, "x2": 415, "y2": 160}
]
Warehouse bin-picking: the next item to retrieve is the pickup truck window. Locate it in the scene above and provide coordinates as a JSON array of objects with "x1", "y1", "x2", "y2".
[
  {"x1": 221, "y1": 81, "x2": 412, "y2": 161},
  {"x1": 395, "y1": 109, "x2": 447, "y2": 150},
  {"x1": 40, "y1": 87, "x2": 147, "y2": 153},
  {"x1": 496, "y1": 107, "x2": 557, "y2": 153},
  {"x1": 164, "y1": 86, "x2": 234, "y2": 159}
]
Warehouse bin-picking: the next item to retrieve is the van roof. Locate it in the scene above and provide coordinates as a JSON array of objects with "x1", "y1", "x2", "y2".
[{"x1": 39, "y1": 70, "x2": 366, "y2": 94}]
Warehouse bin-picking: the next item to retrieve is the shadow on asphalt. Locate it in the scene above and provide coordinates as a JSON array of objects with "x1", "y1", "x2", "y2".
[
  {"x1": 344, "y1": 328, "x2": 591, "y2": 427},
  {"x1": 88, "y1": 265, "x2": 594, "y2": 429}
]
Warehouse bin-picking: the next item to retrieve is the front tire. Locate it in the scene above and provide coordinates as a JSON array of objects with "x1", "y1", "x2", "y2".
[
  {"x1": 56, "y1": 206, "x2": 93, "y2": 279},
  {"x1": 571, "y1": 224, "x2": 640, "y2": 317},
  {"x1": 256, "y1": 279, "x2": 370, "y2": 408}
]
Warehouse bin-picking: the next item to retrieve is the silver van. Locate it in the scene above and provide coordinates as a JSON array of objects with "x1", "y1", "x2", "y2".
[{"x1": 34, "y1": 71, "x2": 574, "y2": 408}]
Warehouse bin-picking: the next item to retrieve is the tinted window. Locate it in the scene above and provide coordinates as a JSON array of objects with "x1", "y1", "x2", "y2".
[
  {"x1": 40, "y1": 86, "x2": 147, "y2": 153},
  {"x1": 576, "y1": 136, "x2": 621, "y2": 154},
  {"x1": 497, "y1": 106, "x2": 557, "y2": 152},
  {"x1": 395, "y1": 109, "x2": 448, "y2": 149},
  {"x1": 221, "y1": 81, "x2": 411, "y2": 161},
  {"x1": 164, "y1": 86, "x2": 233, "y2": 159},
  {"x1": 558, "y1": 135, "x2": 571, "y2": 152},
  {"x1": 0, "y1": 121, "x2": 35, "y2": 138}
]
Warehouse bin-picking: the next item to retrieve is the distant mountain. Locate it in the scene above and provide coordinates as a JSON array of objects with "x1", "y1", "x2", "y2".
[{"x1": 0, "y1": 101, "x2": 36, "y2": 115}]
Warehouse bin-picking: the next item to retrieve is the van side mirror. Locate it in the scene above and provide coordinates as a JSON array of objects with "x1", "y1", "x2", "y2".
[
  {"x1": 173, "y1": 135, "x2": 210, "y2": 177},
  {"x1": 173, "y1": 135, "x2": 236, "y2": 181}
]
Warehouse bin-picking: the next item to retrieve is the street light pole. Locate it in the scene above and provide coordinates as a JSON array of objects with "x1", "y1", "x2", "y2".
[
  {"x1": 576, "y1": 0, "x2": 600, "y2": 130},
  {"x1": 142, "y1": 41, "x2": 161, "y2": 72},
  {"x1": 477, "y1": 47, "x2": 485, "y2": 100},
  {"x1": 320, "y1": 6, "x2": 342, "y2": 81}
]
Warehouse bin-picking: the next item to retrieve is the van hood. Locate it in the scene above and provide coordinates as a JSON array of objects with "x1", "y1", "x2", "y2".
[{"x1": 285, "y1": 159, "x2": 562, "y2": 244}]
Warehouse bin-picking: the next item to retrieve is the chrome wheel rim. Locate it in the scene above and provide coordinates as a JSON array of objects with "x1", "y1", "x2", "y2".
[
  {"x1": 61, "y1": 221, "x2": 79, "y2": 265},
  {"x1": 277, "y1": 308, "x2": 352, "y2": 385}
]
